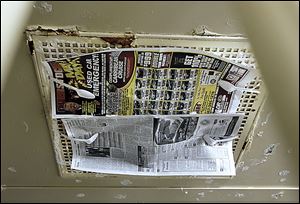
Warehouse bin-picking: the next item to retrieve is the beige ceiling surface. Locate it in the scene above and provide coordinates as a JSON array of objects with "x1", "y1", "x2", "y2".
[{"x1": 1, "y1": 1, "x2": 298, "y2": 202}]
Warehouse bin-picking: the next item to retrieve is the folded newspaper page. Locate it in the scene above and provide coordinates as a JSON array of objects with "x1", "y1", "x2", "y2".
[
  {"x1": 43, "y1": 48, "x2": 257, "y2": 118},
  {"x1": 62, "y1": 113, "x2": 243, "y2": 176}
]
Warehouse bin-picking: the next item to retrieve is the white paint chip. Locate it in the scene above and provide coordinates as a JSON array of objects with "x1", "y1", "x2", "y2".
[
  {"x1": 23, "y1": 121, "x2": 29, "y2": 133},
  {"x1": 250, "y1": 157, "x2": 268, "y2": 166},
  {"x1": 8, "y1": 167, "x2": 17, "y2": 173},
  {"x1": 120, "y1": 179, "x2": 132, "y2": 186},
  {"x1": 242, "y1": 166, "x2": 249, "y2": 172},
  {"x1": 198, "y1": 192, "x2": 205, "y2": 197},
  {"x1": 76, "y1": 193, "x2": 85, "y2": 198},
  {"x1": 278, "y1": 170, "x2": 290, "y2": 177},
  {"x1": 271, "y1": 191, "x2": 284, "y2": 199},
  {"x1": 75, "y1": 179, "x2": 82, "y2": 183},
  {"x1": 257, "y1": 131, "x2": 264, "y2": 137},
  {"x1": 234, "y1": 192, "x2": 245, "y2": 198},
  {"x1": 279, "y1": 178, "x2": 287, "y2": 183},
  {"x1": 184, "y1": 191, "x2": 189, "y2": 194},
  {"x1": 237, "y1": 161, "x2": 246, "y2": 172},
  {"x1": 236, "y1": 161, "x2": 245, "y2": 169},
  {"x1": 114, "y1": 194, "x2": 127, "y2": 200},
  {"x1": 261, "y1": 112, "x2": 272, "y2": 126}
]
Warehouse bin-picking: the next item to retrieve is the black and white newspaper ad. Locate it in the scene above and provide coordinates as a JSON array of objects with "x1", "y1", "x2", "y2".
[{"x1": 62, "y1": 113, "x2": 244, "y2": 176}]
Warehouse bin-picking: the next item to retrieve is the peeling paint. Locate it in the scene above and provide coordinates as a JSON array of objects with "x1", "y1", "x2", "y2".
[
  {"x1": 76, "y1": 193, "x2": 85, "y2": 198},
  {"x1": 192, "y1": 25, "x2": 219, "y2": 36},
  {"x1": 192, "y1": 25, "x2": 222, "y2": 36},
  {"x1": 23, "y1": 121, "x2": 29, "y2": 133},
  {"x1": 208, "y1": 190, "x2": 214, "y2": 193},
  {"x1": 100, "y1": 36, "x2": 134, "y2": 48},
  {"x1": 120, "y1": 179, "x2": 133, "y2": 186},
  {"x1": 271, "y1": 191, "x2": 284, "y2": 199},
  {"x1": 26, "y1": 25, "x2": 80, "y2": 37},
  {"x1": 8, "y1": 167, "x2": 17, "y2": 173},
  {"x1": 184, "y1": 191, "x2": 189, "y2": 194},
  {"x1": 192, "y1": 24, "x2": 243, "y2": 37},
  {"x1": 287, "y1": 148, "x2": 293, "y2": 154},
  {"x1": 278, "y1": 170, "x2": 290, "y2": 177},
  {"x1": 1, "y1": 185, "x2": 7, "y2": 192},
  {"x1": 114, "y1": 194, "x2": 127, "y2": 200},
  {"x1": 264, "y1": 143, "x2": 280, "y2": 156}
]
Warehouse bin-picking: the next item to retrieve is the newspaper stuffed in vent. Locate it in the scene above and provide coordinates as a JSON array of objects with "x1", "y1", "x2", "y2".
[
  {"x1": 62, "y1": 113, "x2": 244, "y2": 176},
  {"x1": 43, "y1": 48, "x2": 257, "y2": 118}
]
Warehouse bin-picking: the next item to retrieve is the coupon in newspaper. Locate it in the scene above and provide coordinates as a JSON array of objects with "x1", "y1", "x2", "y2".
[
  {"x1": 43, "y1": 48, "x2": 257, "y2": 118},
  {"x1": 62, "y1": 113, "x2": 244, "y2": 176}
]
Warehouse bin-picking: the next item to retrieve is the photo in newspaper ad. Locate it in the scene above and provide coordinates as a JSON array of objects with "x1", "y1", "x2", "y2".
[
  {"x1": 45, "y1": 48, "x2": 257, "y2": 118},
  {"x1": 153, "y1": 116, "x2": 198, "y2": 145},
  {"x1": 46, "y1": 53, "x2": 107, "y2": 117},
  {"x1": 45, "y1": 50, "x2": 136, "y2": 117},
  {"x1": 62, "y1": 114, "x2": 243, "y2": 176},
  {"x1": 153, "y1": 115, "x2": 243, "y2": 146}
]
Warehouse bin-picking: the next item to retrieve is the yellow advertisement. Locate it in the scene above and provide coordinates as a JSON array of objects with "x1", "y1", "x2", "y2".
[
  {"x1": 48, "y1": 48, "x2": 253, "y2": 118},
  {"x1": 192, "y1": 69, "x2": 219, "y2": 114},
  {"x1": 119, "y1": 78, "x2": 136, "y2": 115}
]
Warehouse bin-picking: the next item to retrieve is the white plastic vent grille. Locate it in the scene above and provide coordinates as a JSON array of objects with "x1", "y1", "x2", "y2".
[{"x1": 28, "y1": 32, "x2": 266, "y2": 177}]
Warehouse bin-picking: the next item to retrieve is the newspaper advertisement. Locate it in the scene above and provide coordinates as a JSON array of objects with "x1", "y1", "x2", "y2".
[
  {"x1": 43, "y1": 48, "x2": 257, "y2": 118},
  {"x1": 62, "y1": 113, "x2": 243, "y2": 176}
]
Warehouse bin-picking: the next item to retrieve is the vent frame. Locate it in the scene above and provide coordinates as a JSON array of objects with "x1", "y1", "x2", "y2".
[{"x1": 27, "y1": 31, "x2": 266, "y2": 178}]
